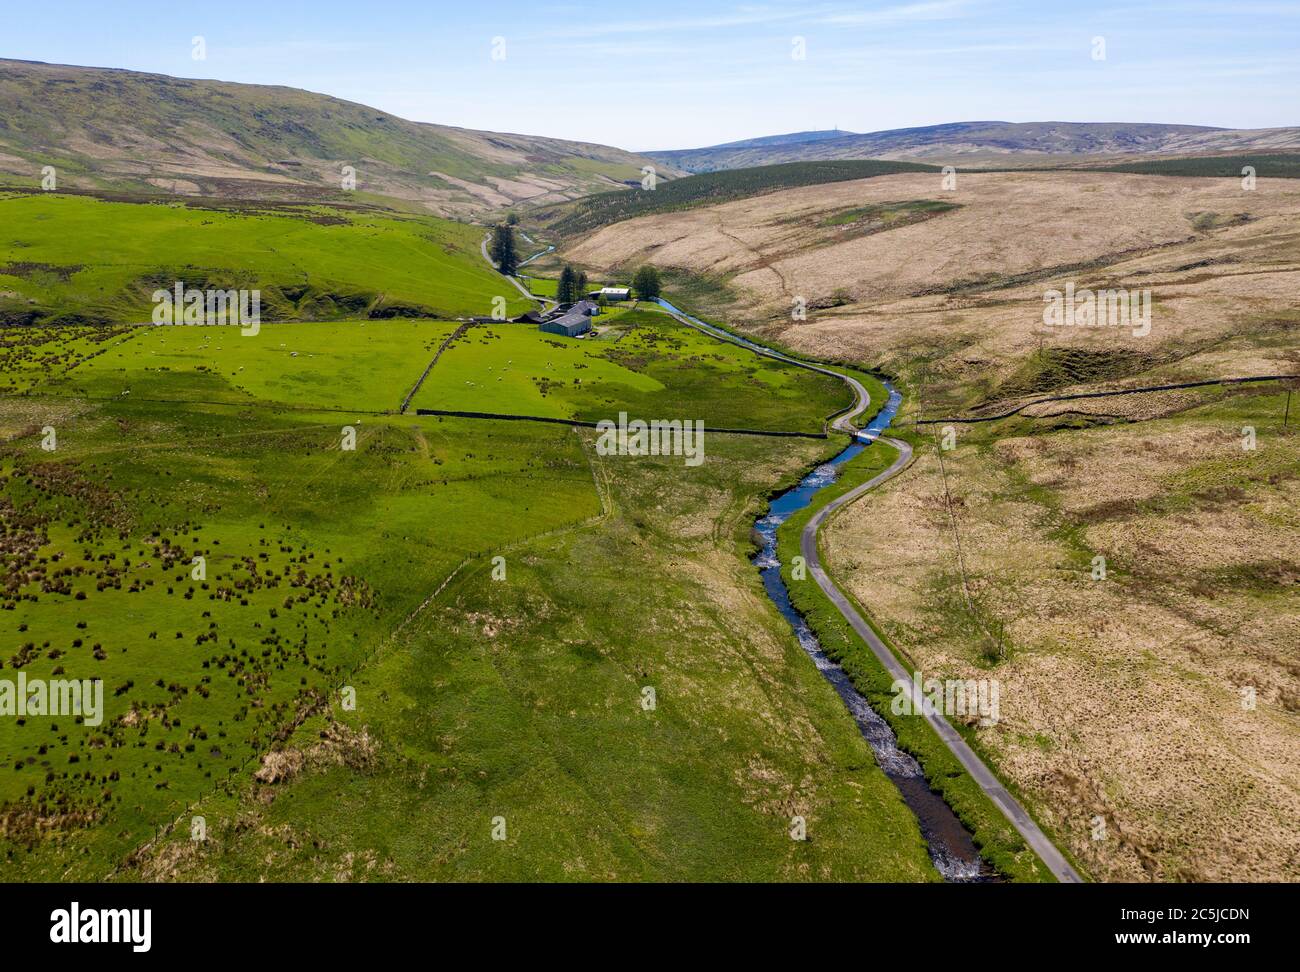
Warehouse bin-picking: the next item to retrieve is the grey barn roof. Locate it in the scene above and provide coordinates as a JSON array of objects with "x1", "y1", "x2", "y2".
[{"x1": 540, "y1": 314, "x2": 591, "y2": 336}]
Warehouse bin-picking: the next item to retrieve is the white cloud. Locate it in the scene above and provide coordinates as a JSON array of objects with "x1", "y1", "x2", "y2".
[
  {"x1": 815, "y1": 0, "x2": 974, "y2": 26},
  {"x1": 220, "y1": 39, "x2": 376, "y2": 58},
  {"x1": 535, "y1": 5, "x2": 810, "y2": 39}
]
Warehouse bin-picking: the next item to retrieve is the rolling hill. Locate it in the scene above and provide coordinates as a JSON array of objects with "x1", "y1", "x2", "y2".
[
  {"x1": 701, "y1": 129, "x2": 861, "y2": 150},
  {"x1": 0, "y1": 58, "x2": 680, "y2": 216},
  {"x1": 0, "y1": 190, "x2": 531, "y2": 326},
  {"x1": 649, "y1": 121, "x2": 1300, "y2": 172}
]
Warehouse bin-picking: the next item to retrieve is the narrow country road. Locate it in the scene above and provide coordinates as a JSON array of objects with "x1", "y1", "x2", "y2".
[
  {"x1": 481, "y1": 233, "x2": 555, "y2": 311},
  {"x1": 801, "y1": 436, "x2": 1083, "y2": 883},
  {"x1": 654, "y1": 299, "x2": 871, "y2": 434}
]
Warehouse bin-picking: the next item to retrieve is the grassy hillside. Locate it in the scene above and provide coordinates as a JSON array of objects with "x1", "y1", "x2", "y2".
[
  {"x1": 0, "y1": 316, "x2": 945, "y2": 881},
  {"x1": 531, "y1": 160, "x2": 938, "y2": 238},
  {"x1": 0, "y1": 191, "x2": 528, "y2": 325},
  {"x1": 73, "y1": 415, "x2": 938, "y2": 882},
  {"x1": 34, "y1": 320, "x2": 462, "y2": 411},
  {"x1": 0, "y1": 389, "x2": 602, "y2": 877},
  {"x1": 0, "y1": 59, "x2": 677, "y2": 216},
  {"x1": 826, "y1": 383, "x2": 1300, "y2": 881},
  {"x1": 409, "y1": 307, "x2": 847, "y2": 431},
  {"x1": 562, "y1": 168, "x2": 1300, "y2": 346}
]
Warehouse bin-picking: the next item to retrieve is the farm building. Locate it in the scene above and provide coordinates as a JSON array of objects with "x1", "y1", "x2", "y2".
[
  {"x1": 540, "y1": 313, "x2": 591, "y2": 337},
  {"x1": 539, "y1": 299, "x2": 596, "y2": 337},
  {"x1": 590, "y1": 287, "x2": 631, "y2": 302}
]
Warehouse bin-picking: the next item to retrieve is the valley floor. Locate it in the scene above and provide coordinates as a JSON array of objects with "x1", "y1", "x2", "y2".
[{"x1": 0, "y1": 314, "x2": 945, "y2": 881}]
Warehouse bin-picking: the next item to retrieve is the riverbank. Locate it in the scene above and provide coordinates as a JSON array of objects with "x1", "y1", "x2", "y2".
[
  {"x1": 652, "y1": 285, "x2": 1077, "y2": 881},
  {"x1": 773, "y1": 437, "x2": 1074, "y2": 882},
  {"x1": 754, "y1": 416, "x2": 995, "y2": 881}
]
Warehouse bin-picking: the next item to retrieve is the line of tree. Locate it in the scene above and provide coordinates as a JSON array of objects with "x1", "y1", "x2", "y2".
[
  {"x1": 557, "y1": 266, "x2": 578, "y2": 304},
  {"x1": 556, "y1": 266, "x2": 591, "y2": 304},
  {"x1": 490, "y1": 223, "x2": 518, "y2": 276},
  {"x1": 633, "y1": 265, "x2": 662, "y2": 301}
]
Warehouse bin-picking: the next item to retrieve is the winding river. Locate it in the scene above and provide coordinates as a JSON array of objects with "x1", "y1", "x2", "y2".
[
  {"x1": 752, "y1": 391, "x2": 994, "y2": 882},
  {"x1": 651, "y1": 298, "x2": 993, "y2": 881},
  {"x1": 477, "y1": 228, "x2": 1079, "y2": 878}
]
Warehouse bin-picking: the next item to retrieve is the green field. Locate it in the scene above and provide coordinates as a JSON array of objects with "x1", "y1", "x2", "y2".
[
  {"x1": 11, "y1": 310, "x2": 852, "y2": 429},
  {"x1": 0, "y1": 389, "x2": 608, "y2": 878},
  {"x1": 411, "y1": 309, "x2": 848, "y2": 432},
  {"x1": 0, "y1": 192, "x2": 530, "y2": 326},
  {"x1": 521, "y1": 275, "x2": 558, "y2": 298},
  {"x1": 32, "y1": 320, "x2": 459, "y2": 413},
  {"x1": 0, "y1": 324, "x2": 941, "y2": 880},
  {"x1": 0, "y1": 324, "x2": 136, "y2": 395},
  {"x1": 99, "y1": 426, "x2": 938, "y2": 882}
]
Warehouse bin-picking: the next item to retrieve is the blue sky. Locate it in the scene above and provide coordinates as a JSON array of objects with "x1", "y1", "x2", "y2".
[{"x1": 5, "y1": 1, "x2": 1298, "y2": 150}]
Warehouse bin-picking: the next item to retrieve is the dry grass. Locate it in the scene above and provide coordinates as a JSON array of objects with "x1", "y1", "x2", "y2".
[
  {"x1": 825, "y1": 413, "x2": 1300, "y2": 882},
  {"x1": 252, "y1": 719, "x2": 379, "y2": 786},
  {"x1": 567, "y1": 171, "x2": 1300, "y2": 410},
  {"x1": 570, "y1": 171, "x2": 1298, "y2": 305}
]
